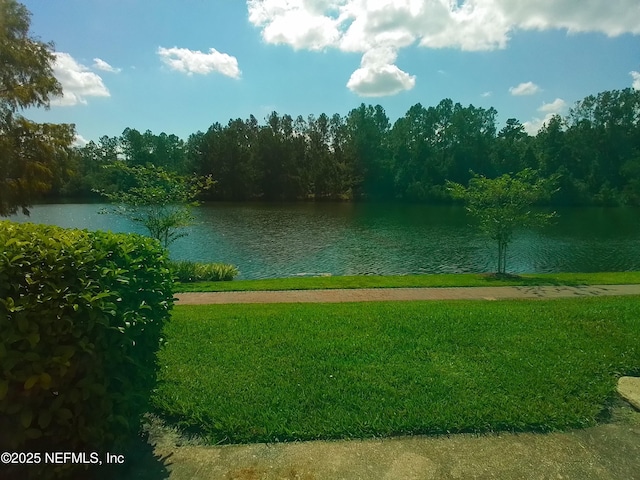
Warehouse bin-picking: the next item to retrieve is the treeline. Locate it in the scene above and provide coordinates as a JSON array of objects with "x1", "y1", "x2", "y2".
[{"x1": 59, "y1": 88, "x2": 640, "y2": 206}]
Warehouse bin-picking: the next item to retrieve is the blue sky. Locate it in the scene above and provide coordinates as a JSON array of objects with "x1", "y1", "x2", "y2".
[{"x1": 21, "y1": 0, "x2": 640, "y2": 145}]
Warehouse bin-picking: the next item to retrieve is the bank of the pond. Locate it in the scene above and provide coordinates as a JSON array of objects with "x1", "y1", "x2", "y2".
[
  {"x1": 152, "y1": 296, "x2": 640, "y2": 445},
  {"x1": 173, "y1": 271, "x2": 640, "y2": 292},
  {"x1": 11, "y1": 203, "x2": 640, "y2": 278}
]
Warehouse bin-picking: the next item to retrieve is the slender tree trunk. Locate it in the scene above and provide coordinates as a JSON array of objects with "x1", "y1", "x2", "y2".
[
  {"x1": 501, "y1": 241, "x2": 508, "y2": 274},
  {"x1": 497, "y1": 238, "x2": 508, "y2": 274}
]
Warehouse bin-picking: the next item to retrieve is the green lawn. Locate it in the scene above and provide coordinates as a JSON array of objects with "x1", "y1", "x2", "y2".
[
  {"x1": 173, "y1": 271, "x2": 640, "y2": 292},
  {"x1": 152, "y1": 296, "x2": 640, "y2": 444}
]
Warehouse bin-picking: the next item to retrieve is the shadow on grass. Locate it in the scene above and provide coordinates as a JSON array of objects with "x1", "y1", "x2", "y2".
[
  {"x1": 0, "y1": 431, "x2": 172, "y2": 480},
  {"x1": 64, "y1": 431, "x2": 174, "y2": 480},
  {"x1": 91, "y1": 431, "x2": 173, "y2": 480},
  {"x1": 479, "y1": 273, "x2": 582, "y2": 286}
]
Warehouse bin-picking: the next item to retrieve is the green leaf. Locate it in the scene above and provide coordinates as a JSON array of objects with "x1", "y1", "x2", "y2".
[
  {"x1": 20, "y1": 408, "x2": 33, "y2": 428},
  {"x1": 40, "y1": 372, "x2": 52, "y2": 389},
  {"x1": 26, "y1": 332, "x2": 40, "y2": 348},
  {"x1": 38, "y1": 410, "x2": 52, "y2": 429},
  {"x1": 113, "y1": 415, "x2": 130, "y2": 429},
  {"x1": 10, "y1": 253, "x2": 24, "y2": 263},
  {"x1": 24, "y1": 374, "x2": 40, "y2": 390},
  {"x1": 56, "y1": 408, "x2": 73, "y2": 421}
]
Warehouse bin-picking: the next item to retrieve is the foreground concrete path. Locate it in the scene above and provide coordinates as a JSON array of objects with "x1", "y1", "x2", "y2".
[
  {"x1": 175, "y1": 284, "x2": 640, "y2": 305},
  {"x1": 147, "y1": 403, "x2": 640, "y2": 480}
]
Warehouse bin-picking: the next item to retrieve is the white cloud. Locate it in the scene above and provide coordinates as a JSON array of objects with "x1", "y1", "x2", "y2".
[
  {"x1": 417, "y1": 0, "x2": 510, "y2": 51},
  {"x1": 509, "y1": 81, "x2": 540, "y2": 96},
  {"x1": 261, "y1": 9, "x2": 341, "y2": 50},
  {"x1": 496, "y1": 0, "x2": 640, "y2": 37},
  {"x1": 248, "y1": 0, "x2": 344, "y2": 50},
  {"x1": 50, "y1": 52, "x2": 110, "y2": 106},
  {"x1": 538, "y1": 98, "x2": 567, "y2": 113},
  {"x1": 73, "y1": 134, "x2": 89, "y2": 147},
  {"x1": 93, "y1": 58, "x2": 121, "y2": 73},
  {"x1": 523, "y1": 97, "x2": 567, "y2": 134},
  {"x1": 632, "y1": 71, "x2": 640, "y2": 90},
  {"x1": 346, "y1": 46, "x2": 415, "y2": 96},
  {"x1": 157, "y1": 47, "x2": 241, "y2": 78},
  {"x1": 337, "y1": 0, "x2": 423, "y2": 53},
  {"x1": 481, "y1": 91, "x2": 492, "y2": 97},
  {"x1": 523, "y1": 114, "x2": 556, "y2": 135},
  {"x1": 247, "y1": 1, "x2": 640, "y2": 96},
  {"x1": 248, "y1": 1, "x2": 640, "y2": 53},
  {"x1": 522, "y1": 118, "x2": 541, "y2": 135}
]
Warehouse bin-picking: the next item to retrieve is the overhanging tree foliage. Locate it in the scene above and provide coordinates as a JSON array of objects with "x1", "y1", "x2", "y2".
[
  {"x1": 0, "y1": 0, "x2": 76, "y2": 216},
  {"x1": 96, "y1": 163, "x2": 214, "y2": 248},
  {"x1": 447, "y1": 169, "x2": 559, "y2": 274}
]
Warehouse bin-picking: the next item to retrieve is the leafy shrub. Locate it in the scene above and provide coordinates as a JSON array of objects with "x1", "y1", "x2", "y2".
[
  {"x1": 0, "y1": 221, "x2": 174, "y2": 479},
  {"x1": 169, "y1": 260, "x2": 238, "y2": 282}
]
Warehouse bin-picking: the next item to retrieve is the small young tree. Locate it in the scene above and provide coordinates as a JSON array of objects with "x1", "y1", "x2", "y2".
[
  {"x1": 96, "y1": 163, "x2": 214, "y2": 248},
  {"x1": 447, "y1": 168, "x2": 558, "y2": 275}
]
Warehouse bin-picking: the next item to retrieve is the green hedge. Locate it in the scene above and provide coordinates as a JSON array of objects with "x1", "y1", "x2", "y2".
[{"x1": 0, "y1": 221, "x2": 174, "y2": 479}]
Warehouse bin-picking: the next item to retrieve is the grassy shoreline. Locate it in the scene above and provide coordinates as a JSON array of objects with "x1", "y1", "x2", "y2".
[
  {"x1": 153, "y1": 296, "x2": 640, "y2": 444},
  {"x1": 174, "y1": 271, "x2": 640, "y2": 292}
]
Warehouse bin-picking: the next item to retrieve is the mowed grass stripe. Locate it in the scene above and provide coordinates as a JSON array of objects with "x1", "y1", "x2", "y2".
[
  {"x1": 173, "y1": 271, "x2": 640, "y2": 292},
  {"x1": 152, "y1": 296, "x2": 640, "y2": 444}
]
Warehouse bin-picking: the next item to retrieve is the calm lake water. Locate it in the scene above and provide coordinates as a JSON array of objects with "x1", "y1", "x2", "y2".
[{"x1": 8, "y1": 202, "x2": 640, "y2": 279}]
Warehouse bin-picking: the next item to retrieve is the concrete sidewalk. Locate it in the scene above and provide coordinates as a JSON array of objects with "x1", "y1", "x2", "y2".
[
  {"x1": 175, "y1": 284, "x2": 640, "y2": 305},
  {"x1": 144, "y1": 402, "x2": 640, "y2": 480}
]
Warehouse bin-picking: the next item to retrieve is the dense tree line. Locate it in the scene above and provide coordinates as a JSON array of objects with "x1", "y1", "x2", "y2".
[{"x1": 59, "y1": 88, "x2": 640, "y2": 206}]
